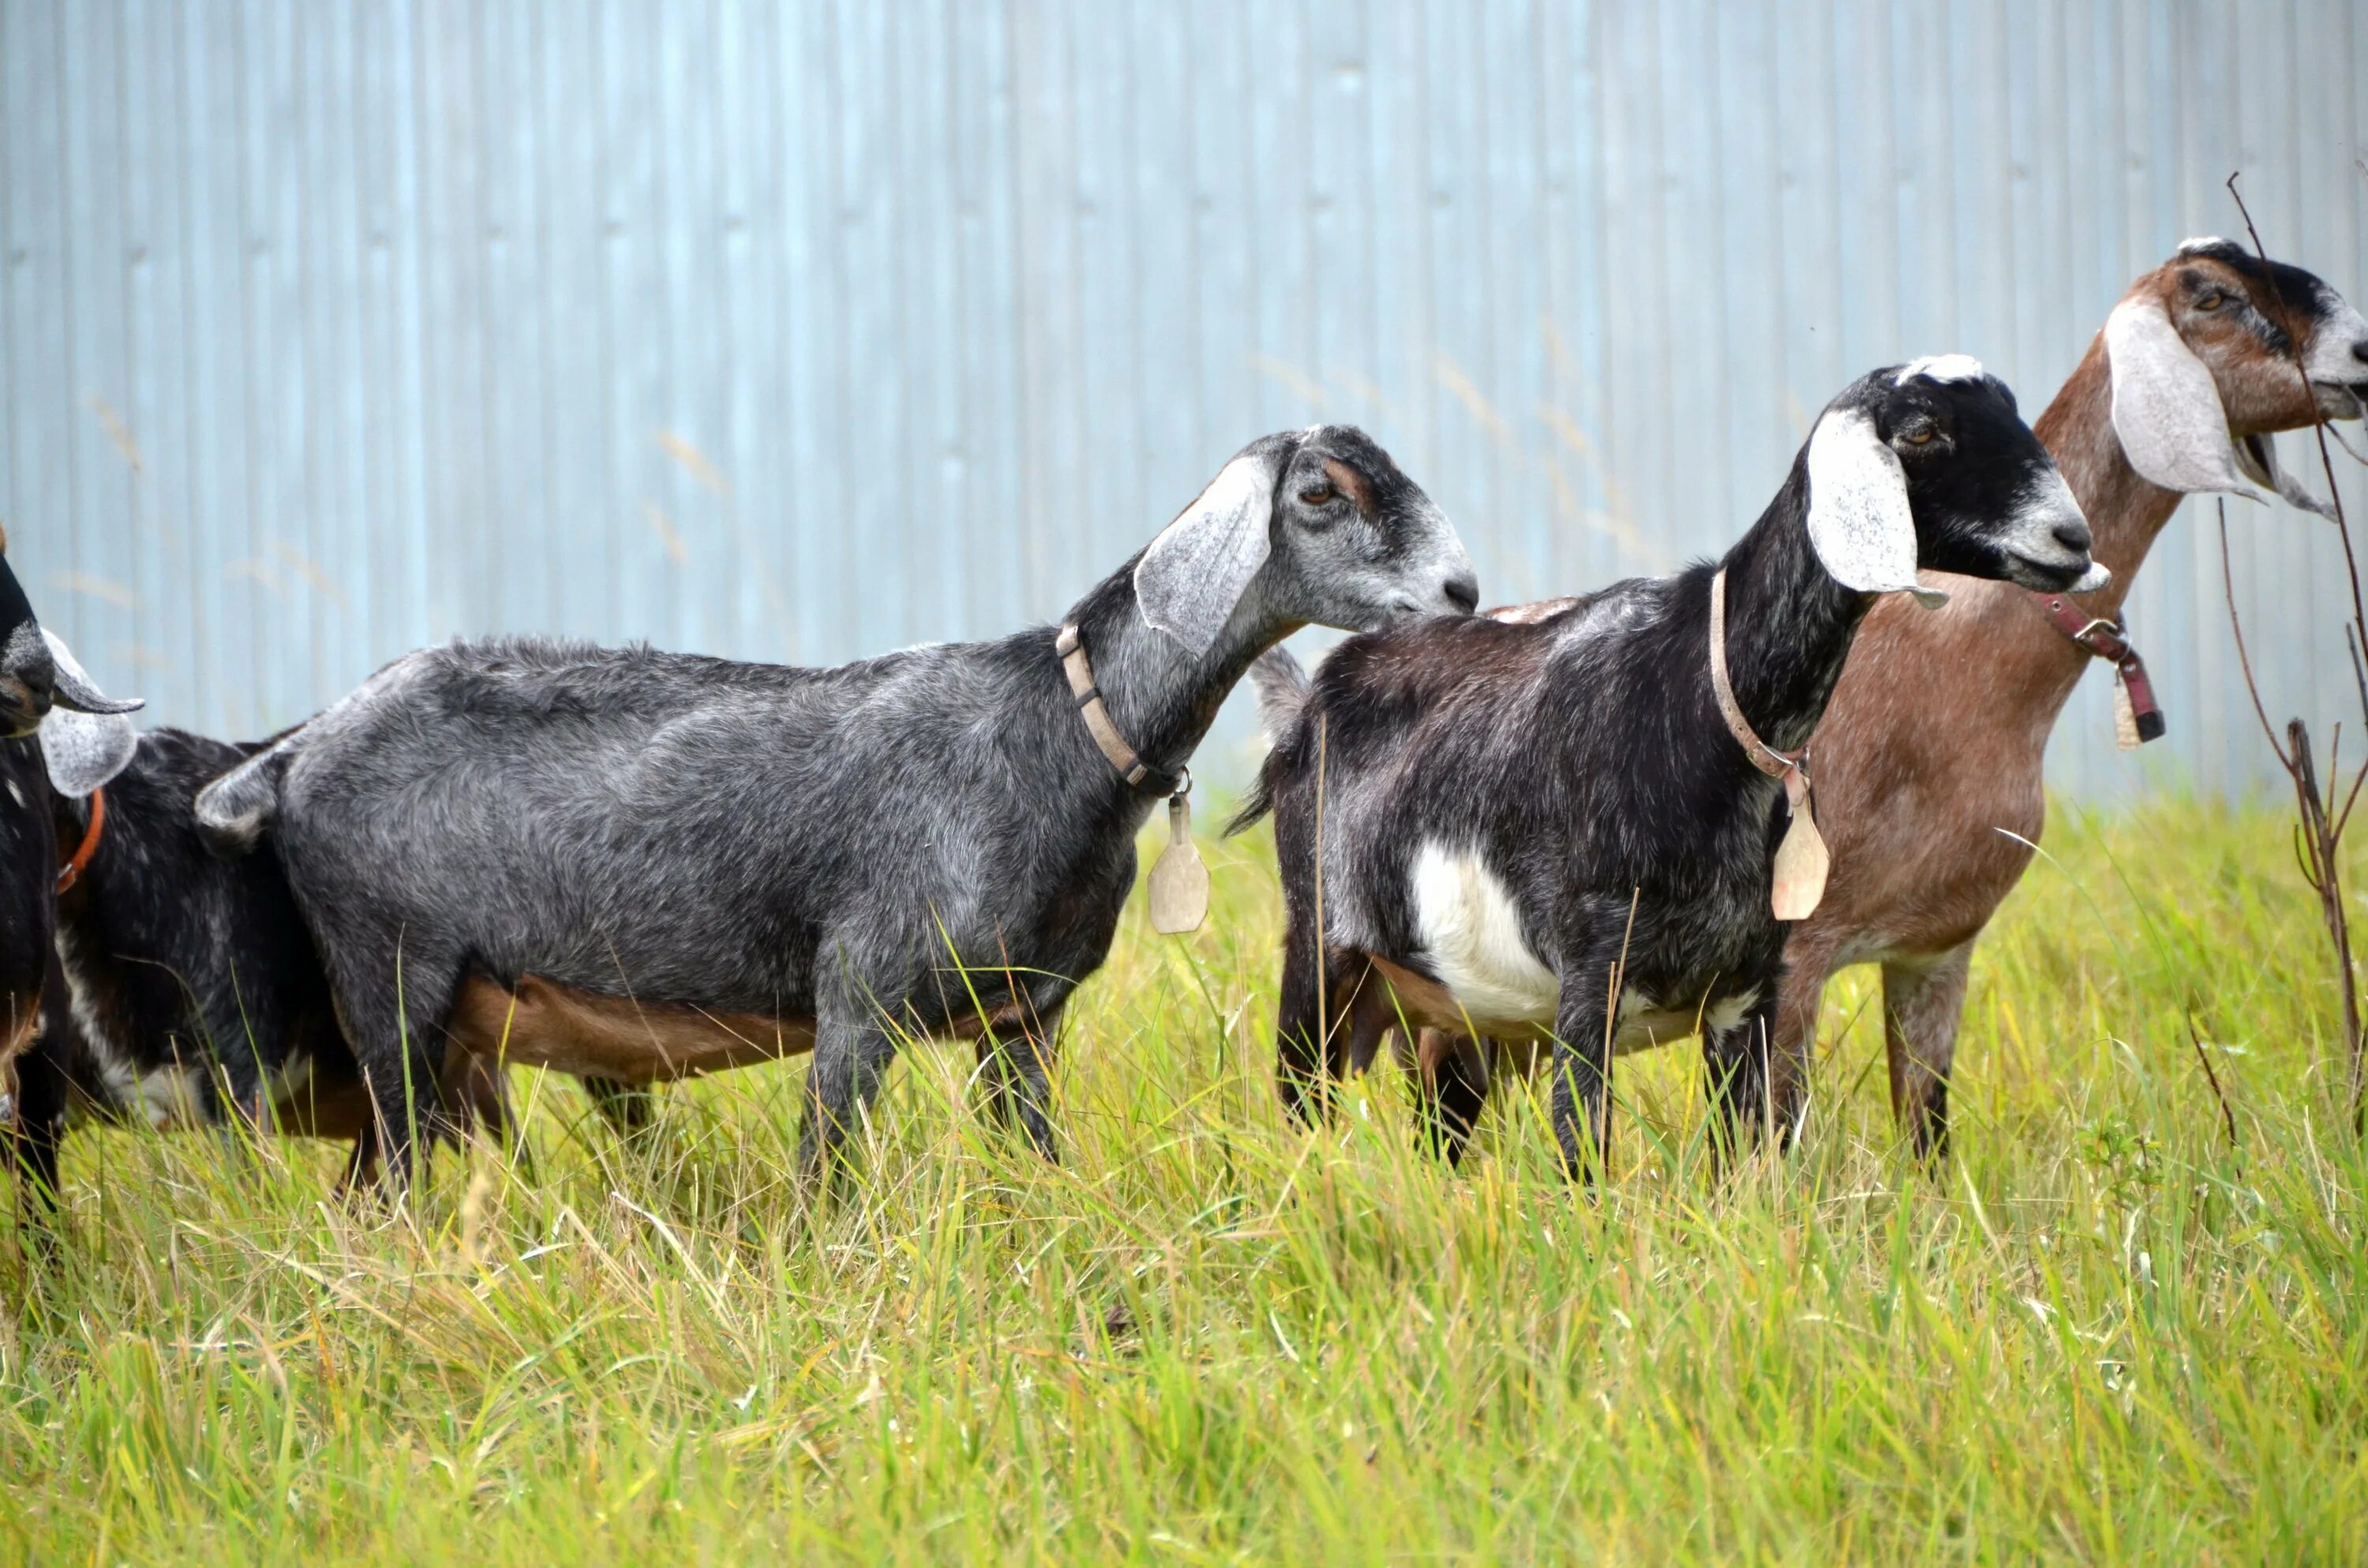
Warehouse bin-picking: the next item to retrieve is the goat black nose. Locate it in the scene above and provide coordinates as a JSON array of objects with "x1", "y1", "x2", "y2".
[
  {"x1": 2052, "y1": 519, "x2": 2093, "y2": 556},
  {"x1": 1443, "y1": 573, "x2": 1479, "y2": 615},
  {"x1": 2352, "y1": 338, "x2": 2368, "y2": 365}
]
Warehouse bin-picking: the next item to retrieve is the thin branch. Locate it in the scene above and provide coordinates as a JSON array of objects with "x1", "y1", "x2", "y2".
[
  {"x1": 2220, "y1": 506, "x2": 2294, "y2": 767},
  {"x1": 2186, "y1": 1005, "x2": 2240, "y2": 1149}
]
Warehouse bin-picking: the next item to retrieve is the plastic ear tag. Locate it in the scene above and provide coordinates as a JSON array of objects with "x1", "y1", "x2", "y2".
[
  {"x1": 1148, "y1": 786, "x2": 1209, "y2": 934},
  {"x1": 1770, "y1": 769, "x2": 1830, "y2": 922},
  {"x1": 2111, "y1": 672, "x2": 2141, "y2": 751}
]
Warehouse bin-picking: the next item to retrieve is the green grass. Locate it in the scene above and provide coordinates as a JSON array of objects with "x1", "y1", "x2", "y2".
[{"x1": 6, "y1": 796, "x2": 2367, "y2": 1562}]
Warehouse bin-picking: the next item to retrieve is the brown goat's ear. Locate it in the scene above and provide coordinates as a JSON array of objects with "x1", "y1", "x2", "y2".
[
  {"x1": 1135, "y1": 447, "x2": 1280, "y2": 653},
  {"x1": 1804, "y1": 408, "x2": 1944, "y2": 607},
  {"x1": 2104, "y1": 297, "x2": 2272, "y2": 503}
]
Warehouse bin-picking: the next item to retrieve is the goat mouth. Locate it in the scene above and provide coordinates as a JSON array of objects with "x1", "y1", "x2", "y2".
[
  {"x1": 2004, "y1": 552, "x2": 2097, "y2": 593},
  {"x1": 0, "y1": 681, "x2": 44, "y2": 737},
  {"x1": 2310, "y1": 379, "x2": 2367, "y2": 419}
]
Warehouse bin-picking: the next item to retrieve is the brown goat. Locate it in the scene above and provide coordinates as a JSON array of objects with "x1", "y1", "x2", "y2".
[{"x1": 1396, "y1": 241, "x2": 2368, "y2": 1159}]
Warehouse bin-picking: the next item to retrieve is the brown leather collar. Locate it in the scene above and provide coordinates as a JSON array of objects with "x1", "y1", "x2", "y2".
[
  {"x1": 2033, "y1": 590, "x2": 2165, "y2": 743},
  {"x1": 1707, "y1": 568, "x2": 1810, "y2": 788},
  {"x1": 56, "y1": 785, "x2": 105, "y2": 894},
  {"x1": 1056, "y1": 624, "x2": 1179, "y2": 794}
]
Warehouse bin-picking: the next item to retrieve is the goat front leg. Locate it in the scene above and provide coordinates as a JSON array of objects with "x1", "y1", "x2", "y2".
[
  {"x1": 1547, "y1": 949, "x2": 1618, "y2": 1184},
  {"x1": 1767, "y1": 935, "x2": 1838, "y2": 1136},
  {"x1": 974, "y1": 994, "x2": 1066, "y2": 1164},
  {"x1": 1884, "y1": 942, "x2": 1973, "y2": 1160}
]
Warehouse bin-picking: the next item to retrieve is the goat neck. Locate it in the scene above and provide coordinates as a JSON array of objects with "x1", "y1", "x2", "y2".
[
  {"x1": 2029, "y1": 335, "x2": 2189, "y2": 615},
  {"x1": 1059, "y1": 563, "x2": 1294, "y2": 805},
  {"x1": 1713, "y1": 468, "x2": 1878, "y2": 758},
  {"x1": 1861, "y1": 336, "x2": 2191, "y2": 732}
]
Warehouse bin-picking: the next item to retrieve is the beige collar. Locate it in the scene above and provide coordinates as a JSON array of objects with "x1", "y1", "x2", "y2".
[
  {"x1": 1707, "y1": 568, "x2": 1807, "y2": 785},
  {"x1": 1056, "y1": 623, "x2": 1176, "y2": 793},
  {"x1": 1708, "y1": 567, "x2": 1830, "y2": 921}
]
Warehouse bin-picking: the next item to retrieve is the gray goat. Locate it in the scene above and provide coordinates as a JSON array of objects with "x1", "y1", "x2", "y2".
[{"x1": 197, "y1": 426, "x2": 1478, "y2": 1184}]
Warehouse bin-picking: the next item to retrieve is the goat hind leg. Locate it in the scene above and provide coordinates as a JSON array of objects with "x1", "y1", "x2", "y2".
[
  {"x1": 797, "y1": 984, "x2": 903, "y2": 1188},
  {"x1": 1703, "y1": 994, "x2": 1782, "y2": 1171},
  {"x1": 1884, "y1": 944, "x2": 1973, "y2": 1161}
]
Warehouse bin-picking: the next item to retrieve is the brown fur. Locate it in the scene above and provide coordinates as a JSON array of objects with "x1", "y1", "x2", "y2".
[{"x1": 438, "y1": 971, "x2": 1040, "y2": 1087}]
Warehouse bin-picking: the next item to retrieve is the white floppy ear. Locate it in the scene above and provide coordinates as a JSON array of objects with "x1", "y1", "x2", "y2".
[
  {"x1": 2105, "y1": 297, "x2": 2271, "y2": 503},
  {"x1": 1806, "y1": 408, "x2": 1946, "y2": 608},
  {"x1": 40, "y1": 706, "x2": 137, "y2": 797},
  {"x1": 1134, "y1": 448, "x2": 1280, "y2": 653},
  {"x1": 2234, "y1": 431, "x2": 2336, "y2": 518},
  {"x1": 36, "y1": 631, "x2": 139, "y2": 796}
]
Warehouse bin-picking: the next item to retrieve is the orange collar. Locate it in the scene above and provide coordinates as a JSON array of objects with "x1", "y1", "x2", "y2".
[{"x1": 56, "y1": 786, "x2": 105, "y2": 894}]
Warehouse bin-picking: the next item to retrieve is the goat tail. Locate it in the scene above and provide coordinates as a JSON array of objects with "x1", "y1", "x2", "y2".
[
  {"x1": 1224, "y1": 647, "x2": 1313, "y2": 838},
  {"x1": 192, "y1": 734, "x2": 296, "y2": 859}
]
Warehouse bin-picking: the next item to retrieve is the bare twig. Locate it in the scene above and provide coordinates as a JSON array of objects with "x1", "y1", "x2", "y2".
[
  {"x1": 2186, "y1": 1005, "x2": 2240, "y2": 1149},
  {"x1": 2216, "y1": 176, "x2": 2366, "y2": 1132}
]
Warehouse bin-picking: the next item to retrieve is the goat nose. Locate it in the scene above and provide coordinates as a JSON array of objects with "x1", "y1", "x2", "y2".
[
  {"x1": 1443, "y1": 572, "x2": 1480, "y2": 615},
  {"x1": 2353, "y1": 338, "x2": 2368, "y2": 365},
  {"x1": 2052, "y1": 518, "x2": 2093, "y2": 556}
]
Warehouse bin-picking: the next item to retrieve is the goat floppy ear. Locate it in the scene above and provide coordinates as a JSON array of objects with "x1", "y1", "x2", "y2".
[
  {"x1": 2105, "y1": 297, "x2": 2272, "y2": 503},
  {"x1": 1134, "y1": 445, "x2": 1283, "y2": 653},
  {"x1": 36, "y1": 634, "x2": 137, "y2": 796},
  {"x1": 1806, "y1": 408, "x2": 1947, "y2": 608}
]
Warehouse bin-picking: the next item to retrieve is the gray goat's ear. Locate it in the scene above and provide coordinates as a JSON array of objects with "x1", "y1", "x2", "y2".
[
  {"x1": 36, "y1": 631, "x2": 139, "y2": 795},
  {"x1": 41, "y1": 705, "x2": 137, "y2": 796},
  {"x1": 1805, "y1": 407, "x2": 1946, "y2": 608},
  {"x1": 1134, "y1": 449, "x2": 1280, "y2": 653},
  {"x1": 2105, "y1": 296, "x2": 2272, "y2": 503},
  {"x1": 41, "y1": 627, "x2": 143, "y2": 716},
  {"x1": 2235, "y1": 431, "x2": 2336, "y2": 518}
]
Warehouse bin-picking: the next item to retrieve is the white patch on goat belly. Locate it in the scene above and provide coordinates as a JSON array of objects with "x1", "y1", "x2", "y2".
[
  {"x1": 1410, "y1": 844, "x2": 1558, "y2": 1024},
  {"x1": 1614, "y1": 985, "x2": 1760, "y2": 1052}
]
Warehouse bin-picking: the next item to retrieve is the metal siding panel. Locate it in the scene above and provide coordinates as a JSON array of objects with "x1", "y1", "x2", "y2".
[
  {"x1": 954, "y1": 0, "x2": 1024, "y2": 636},
  {"x1": 11, "y1": 1, "x2": 2365, "y2": 799},
  {"x1": 120, "y1": 0, "x2": 194, "y2": 716},
  {"x1": 480, "y1": 0, "x2": 555, "y2": 641}
]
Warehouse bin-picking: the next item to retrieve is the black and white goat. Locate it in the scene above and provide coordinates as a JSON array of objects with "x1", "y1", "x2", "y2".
[
  {"x1": 12, "y1": 715, "x2": 517, "y2": 1218},
  {"x1": 1231, "y1": 362, "x2": 2104, "y2": 1176},
  {"x1": 194, "y1": 427, "x2": 1478, "y2": 1186},
  {"x1": 0, "y1": 529, "x2": 143, "y2": 1213}
]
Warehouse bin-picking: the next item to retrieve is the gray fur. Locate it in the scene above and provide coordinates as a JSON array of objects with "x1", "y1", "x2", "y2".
[{"x1": 196, "y1": 425, "x2": 1476, "y2": 1183}]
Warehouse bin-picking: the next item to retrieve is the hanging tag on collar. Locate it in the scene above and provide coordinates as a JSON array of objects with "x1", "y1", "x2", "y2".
[
  {"x1": 1147, "y1": 772, "x2": 1209, "y2": 935},
  {"x1": 2111, "y1": 655, "x2": 2164, "y2": 750},
  {"x1": 2111, "y1": 670, "x2": 2141, "y2": 750},
  {"x1": 1769, "y1": 767, "x2": 1829, "y2": 922}
]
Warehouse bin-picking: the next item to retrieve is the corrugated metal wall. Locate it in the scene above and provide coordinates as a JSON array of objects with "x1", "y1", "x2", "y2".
[{"x1": 2, "y1": 1, "x2": 2363, "y2": 797}]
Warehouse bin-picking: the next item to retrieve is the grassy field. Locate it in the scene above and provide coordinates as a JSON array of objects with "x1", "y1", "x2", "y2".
[{"x1": 5, "y1": 797, "x2": 2366, "y2": 1562}]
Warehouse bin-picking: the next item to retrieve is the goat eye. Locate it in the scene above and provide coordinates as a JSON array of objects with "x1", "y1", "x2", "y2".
[
  {"x1": 1298, "y1": 485, "x2": 1334, "y2": 506},
  {"x1": 1902, "y1": 427, "x2": 1936, "y2": 446},
  {"x1": 2197, "y1": 293, "x2": 2223, "y2": 312}
]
